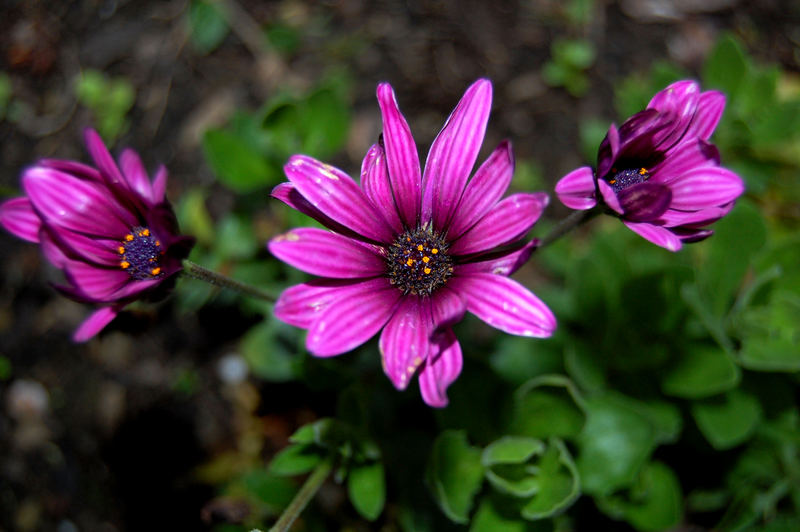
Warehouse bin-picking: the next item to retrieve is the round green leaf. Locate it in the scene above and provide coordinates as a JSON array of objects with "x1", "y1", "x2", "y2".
[
  {"x1": 520, "y1": 439, "x2": 581, "y2": 520},
  {"x1": 268, "y1": 443, "x2": 323, "y2": 476},
  {"x1": 511, "y1": 375, "x2": 586, "y2": 440},
  {"x1": 347, "y1": 461, "x2": 385, "y2": 521},
  {"x1": 662, "y1": 345, "x2": 741, "y2": 399},
  {"x1": 425, "y1": 430, "x2": 484, "y2": 524},
  {"x1": 241, "y1": 322, "x2": 298, "y2": 382},
  {"x1": 202, "y1": 129, "x2": 274, "y2": 192},
  {"x1": 691, "y1": 389, "x2": 762, "y2": 450}
]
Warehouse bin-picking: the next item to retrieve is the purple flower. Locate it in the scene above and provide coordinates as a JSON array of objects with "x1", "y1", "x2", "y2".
[
  {"x1": 268, "y1": 79, "x2": 555, "y2": 407},
  {"x1": 555, "y1": 80, "x2": 744, "y2": 251},
  {"x1": 0, "y1": 129, "x2": 194, "y2": 341}
]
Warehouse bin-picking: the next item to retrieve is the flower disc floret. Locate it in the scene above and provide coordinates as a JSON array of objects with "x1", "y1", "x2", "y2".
[
  {"x1": 119, "y1": 226, "x2": 164, "y2": 280},
  {"x1": 607, "y1": 167, "x2": 650, "y2": 192},
  {"x1": 386, "y1": 227, "x2": 453, "y2": 295}
]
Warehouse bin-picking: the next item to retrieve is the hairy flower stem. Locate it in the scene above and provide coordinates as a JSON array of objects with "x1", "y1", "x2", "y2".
[
  {"x1": 181, "y1": 259, "x2": 276, "y2": 302},
  {"x1": 537, "y1": 208, "x2": 601, "y2": 250},
  {"x1": 269, "y1": 458, "x2": 334, "y2": 532}
]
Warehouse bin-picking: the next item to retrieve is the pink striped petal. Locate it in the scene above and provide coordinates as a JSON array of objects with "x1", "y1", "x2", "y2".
[
  {"x1": 84, "y1": 129, "x2": 128, "y2": 190},
  {"x1": 554, "y1": 166, "x2": 597, "y2": 210},
  {"x1": 40, "y1": 231, "x2": 69, "y2": 267},
  {"x1": 0, "y1": 197, "x2": 41, "y2": 243},
  {"x1": 284, "y1": 155, "x2": 394, "y2": 244},
  {"x1": 274, "y1": 279, "x2": 368, "y2": 328},
  {"x1": 271, "y1": 182, "x2": 362, "y2": 239},
  {"x1": 597, "y1": 124, "x2": 620, "y2": 178},
  {"x1": 688, "y1": 90, "x2": 726, "y2": 140},
  {"x1": 657, "y1": 204, "x2": 733, "y2": 228},
  {"x1": 23, "y1": 167, "x2": 136, "y2": 237},
  {"x1": 47, "y1": 228, "x2": 121, "y2": 267},
  {"x1": 448, "y1": 140, "x2": 515, "y2": 238},
  {"x1": 306, "y1": 278, "x2": 401, "y2": 357},
  {"x1": 651, "y1": 139, "x2": 719, "y2": 183},
  {"x1": 379, "y1": 296, "x2": 431, "y2": 390},
  {"x1": 647, "y1": 80, "x2": 699, "y2": 113},
  {"x1": 598, "y1": 179, "x2": 623, "y2": 215},
  {"x1": 419, "y1": 330, "x2": 463, "y2": 408},
  {"x1": 450, "y1": 273, "x2": 556, "y2": 337},
  {"x1": 107, "y1": 277, "x2": 160, "y2": 301},
  {"x1": 456, "y1": 240, "x2": 538, "y2": 276},
  {"x1": 119, "y1": 149, "x2": 154, "y2": 204},
  {"x1": 622, "y1": 221, "x2": 682, "y2": 252},
  {"x1": 668, "y1": 167, "x2": 744, "y2": 210},
  {"x1": 268, "y1": 228, "x2": 386, "y2": 279},
  {"x1": 676, "y1": 228, "x2": 713, "y2": 243},
  {"x1": 151, "y1": 165, "x2": 168, "y2": 203},
  {"x1": 63, "y1": 261, "x2": 131, "y2": 300},
  {"x1": 73, "y1": 307, "x2": 119, "y2": 342},
  {"x1": 449, "y1": 193, "x2": 548, "y2": 256},
  {"x1": 40, "y1": 158, "x2": 103, "y2": 182},
  {"x1": 377, "y1": 83, "x2": 422, "y2": 228},
  {"x1": 430, "y1": 286, "x2": 467, "y2": 331},
  {"x1": 361, "y1": 143, "x2": 404, "y2": 233},
  {"x1": 422, "y1": 79, "x2": 493, "y2": 230}
]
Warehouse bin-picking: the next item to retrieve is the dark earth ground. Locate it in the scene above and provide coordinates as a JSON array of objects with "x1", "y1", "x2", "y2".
[{"x1": 1, "y1": 1, "x2": 799, "y2": 530}]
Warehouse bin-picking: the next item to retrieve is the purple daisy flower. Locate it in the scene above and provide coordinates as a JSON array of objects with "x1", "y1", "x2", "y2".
[
  {"x1": 555, "y1": 80, "x2": 744, "y2": 251},
  {"x1": 268, "y1": 79, "x2": 555, "y2": 407},
  {"x1": 0, "y1": 129, "x2": 194, "y2": 341}
]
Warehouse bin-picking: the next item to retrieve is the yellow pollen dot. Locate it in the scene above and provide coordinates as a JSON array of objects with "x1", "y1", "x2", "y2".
[
  {"x1": 609, "y1": 179, "x2": 617, "y2": 185},
  {"x1": 639, "y1": 167, "x2": 647, "y2": 175},
  {"x1": 118, "y1": 246, "x2": 125, "y2": 254},
  {"x1": 406, "y1": 237, "x2": 411, "y2": 242},
  {"x1": 125, "y1": 234, "x2": 134, "y2": 241},
  {"x1": 422, "y1": 256, "x2": 430, "y2": 263},
  {"x1": 406, "y1": 258, "x2": 414, "y2": 266},
  {"x1": 155, "y1": 240, "x2": 161, "y2": 247},
  {"x1": 417, "y1": 244, "x2": 424, "y2": 251},
  {"x1": 139, "y1": 229, "x2": 150, "y2": 237},
  {"x1": 424, "y1": 267, "x2": 432, "y2": 274},
  {"x1": 120, "y1": 261, "x2": 130, "y2": 269},
  {"x1": 431, "y1": 248, "x2": 438, "y2": 254},
  {"x1": 150, "y1": 267, "x2": 161, "y2": 276}
]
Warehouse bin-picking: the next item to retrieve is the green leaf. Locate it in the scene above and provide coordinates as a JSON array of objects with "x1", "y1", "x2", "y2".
[
  {"x1": 482, "y1": 437, "x2": 546, "y2": 497},
  {"x1": 483, "y1": 437, "x2": 546, "y2": 466},
  {"x1": 597, "y1": 461, "x2": 683, "y2": 532},
  {"x1": 737, "y1": 293, "x2": 800, "y2": 372},
  {"x1": 202, "y1": 129, "x2": 275, "y2": 192},
  {"x1": 300, "y1": 87, "x2": 350, "y2": 157},
  {"x1": 703, "y1": 33, "x2": 749, "y2": 99},
  {"x1": 240, "y1": 322, "x2": 299, "y2": 382},
  {"x1": 425, "y1": 430, "x2": 485, "y2": 524},
  {"x1": 511, "y1": 375, "x2": 586, "y2": 440},
  {"x1": 661, "y1": 345, "x2": 741, "y2": 399},
  {"x1": 576, "y1": 395, "x2": 657, "y2": 496},
  {"x1": 215, "y1": 214, "x2": 258, "y2": 261},
  {"x1": 564, "y1": 343, "x2": 606, "y2": 392},
  {"x1": 520, "y1": 439, "x2": 581, "y2": 520},
  {"x1": 470, "y1": 495, "x2": 540, "y2": 532},
  {"x1": 268, "y1": 443, "x2": 323, "y2": 476},
  {"x1": 189, "y1": 0, "x2": 229, "y2": 54},
  {"x1": 347, "y1": 461, "x2": 385, "y2": 521},
  {"x1": 751, "y1": 101, "x2": 800, "y2": 147},
  {"x1": 691, "y1": 389, "x2": 762, "y2": 450}
]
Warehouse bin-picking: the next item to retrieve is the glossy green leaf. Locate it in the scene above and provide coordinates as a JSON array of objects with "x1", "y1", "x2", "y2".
[
  {"x1": 470, "y1": 495, "x2": 542, "y2": 532},
  {"x1": 189, "y1": 0, "x2": 229, "y2": 54},
  {"x1": 483, "y1": 437, "x2": 545, "y2": 497},
  {"x1": 703, "y1": 33, "x2": 749, "y2": 99},
  {"x1": 483, "y1": 437, "x2": 546, "y2": 466},
  {"x1": 691, "y1": 389, "x2": 762, "y2": 450},
  {"x1": 511, "y1": 375, "x2": 586, "y2": 440},
  {"x1": 661, "y1": 345, "x2": 741, "y2": 399},
  {"x1": 348, "y1": 461, "x2": 385, "y2": 521},
  {"x1": 202, "y1": 129, "x2": 274, "y2": 192},
  {"x1": 268, "y1": 443, "x2": 323, "y2": 476},
  {"x1": 425, "y1": 430, "x2": 484, "y2": 524},
  {"x1": 520, "y1": 439, "x2": 581, "y2": 520}
]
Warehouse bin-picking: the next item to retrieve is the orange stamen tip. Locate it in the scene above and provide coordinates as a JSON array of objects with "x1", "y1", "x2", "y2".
[
  {"x1": 609, "y1": 179, "x2": 616, "y2": 185},
  {"x1": 120, "y1": 261, "x2": 130, "y2": 269},
  {"x1": 141, "y1": 229, "x2": 150, "y2": 236},
  {"x1": 639, "y1": 167, "x2": 647, "y2": 175},
  {"x1": 125, "y1": 234, "x2": 134, "y2": 241},
  {"x1": 422, "y1": 256, "x2": 430, "y2": 263},
  {"x1": 150, "y1": 267, "x2": 161, "y2": 276},
  {"x1": 155, "y1": 240, "x2": 161, "y2": 247},
  {"x1": 423, "y1": 267, "x2": 432, "y2": 274},
  {"x1": 431, "y1": 248, "x2": 438, "y2": 254},
  {"x1": 118, "y1": 246, "x2": 125, "y2": 254},
  {"x1": 417, "y1": 244, "x2": 424, "y2": 251},
  {"x1": 406, "y1": 258, "x2": 414, "y2": 266}
]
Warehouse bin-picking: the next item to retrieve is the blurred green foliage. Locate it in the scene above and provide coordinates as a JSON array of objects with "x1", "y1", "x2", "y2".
[
  {"x1": 74, "y1": 69, "x2": 135, "y2": 143},
  {"x1": 541, "y1": 38, "x2": 596, "y2": 97},
  {"x1": 188, "y1": 0, "x2": 230, "y2": 54}
]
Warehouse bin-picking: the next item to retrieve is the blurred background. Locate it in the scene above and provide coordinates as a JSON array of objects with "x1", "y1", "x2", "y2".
[{"x1": 1, "y1": 1, "x2": 799, "y2": 531}]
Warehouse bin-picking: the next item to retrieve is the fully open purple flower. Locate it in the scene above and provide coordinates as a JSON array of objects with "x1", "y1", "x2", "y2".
[
  {"x1": 269, "y1": 79, "x2": 555, "y2": 407},
  {"x1": 555, "y1": 80, "x2": 744, "y2": 251},
  {"x1": 0, "y1": 129, "x2": 194, "y2": 341}
]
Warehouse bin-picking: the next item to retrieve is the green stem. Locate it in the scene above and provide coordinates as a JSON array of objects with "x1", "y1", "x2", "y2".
[
  {"x1": 269, "y1": 458, "x2": 334, "y2": 532},
  {"x1": 537, "y1": 208, "x2": 601, "y2": 250},
  {"x1": 181, "y1": 259, "x2": 276, "y2": 302}
]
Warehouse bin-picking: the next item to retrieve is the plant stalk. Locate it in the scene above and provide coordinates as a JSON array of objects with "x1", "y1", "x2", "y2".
[
  {"x1": 181, "y1": 259, "x2": 275, "y2": 302},
  {"x1": 537, "y1": 208, "x2": 601, "y2": 250},
  {"x1": 269, "y1": 458, "x2": 334, "y2": 532}
]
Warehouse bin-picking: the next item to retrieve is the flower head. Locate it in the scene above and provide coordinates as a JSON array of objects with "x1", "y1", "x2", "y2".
[
  {"x1": 0, "y1": 129, "x2": 195, "y2": 341},
  {"x1": 555, "y1": 80, "x2": 744, "y2": 251},
  {"x1": 269, "y1": 79, "x2": 556, "y2": 407}
]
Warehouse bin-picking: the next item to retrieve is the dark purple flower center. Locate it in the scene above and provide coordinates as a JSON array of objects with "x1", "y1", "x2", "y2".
[
  {"x1": 606, "y1": 167, "x2": 650, "y2": 192},
  {"x1": 118, "y1": 226, "x2": 164, "y2": 280},
  {"x1": 386, "y1": 228, "x2": 453, "y2": 296}
]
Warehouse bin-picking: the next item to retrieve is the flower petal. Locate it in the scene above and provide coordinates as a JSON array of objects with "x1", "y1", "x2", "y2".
[
  {"x1": 151, "y1": 165, "x2": 168, "y2": 203},
  {"x1": 379, "y1": 296, "x2": 430, "y2": 390},
  {"x1": 418, "y1": 329, "x2": 463, "y2": 408},
  {"x1": 0, "y1": 197, "x2": 41, "y2": 243},
  {"x1": 668, "y1": 167, "x2": 744, "y2": 210},
  {"x1": 63, "y1": 261, "x2": 132, "y2": 300},
  {"x1": 688, "y1": 90, "x2": 725, "y2": 140},
  {"x1": 651, "y1": 139, "x2": 719, "y2": 183},
  {"x1": 554, "y1": 166, "x2": 597, "y2": 211},
  {"x1": 597, "y1": 179, "x2": 623, "y2": 214},
  {"x1": 675, "y1": 228, "x2": 714, "y2": 243},
  {"x1": 618, "y1": 182, "x2": 672, "y2": 222},
  {"x1": 597, "y1": 123, "x2": 620, "y2": 179},
  {"x1": 119, "y1": 149, "x2": 154, "y2": 204},
  {"x1": 646, "y1": 80, "x2": 699, "y2": 148},
  {"x1": 448, "y1": 140, "x2": 515, "y2": 238},
  {"x1": 361, "y1": 143, "x2": 404, "y2": 233},
  {"x1": 23, "y1": 167, "x2": 136, "y2": 237},
  {"x1": 73, "y1": 307, "x2": 119, "y2": 342},
  {"x1": 268, "y1": 227, "x2": 386, "y2": 279},
  {"x1": 40, "y1": 158, "x2": 103, "y2": 182},
  {"x1": 84, "y1": 129, "x2": 128, "y2": 190},
  {"x1": 622, "y1": 221, "x2": 682, "y2": 252},
  {"x1": 306, "y1": 278, "x2": 402, "y2": 357},
  {"x1": 456, "y1": 240, "x2": 538, "y2": 277},
  {"x1": 422, "y1": 79, "x2": 493, "y2": 230},
  {"x1": 449, "y1": 193, "x2": 548, "y2": 256},
  {"x1": 449, "y1": 273, "x2": 556, "y2": 337},
  {"x1": 430, "y1": 285, "x2": 467, "y2": 332},
  {"x1": 657, "y1": 203, "x2": 733, "y2": 228},
  {"x1": 377, "y1": 83, "x2": 422, "y2": 228},
  {"x1": 275, "y1": 279, "x2": 368, "y2": 328},
  {"x1": 271, "y1": 182, "x2": 363, "y2": 239},
  {"x1": 45, "y1": 226, "x2": 122, "y2": 267},
  {"x1": 284, "y1": 155, "x2": 395, "y2": 244}
]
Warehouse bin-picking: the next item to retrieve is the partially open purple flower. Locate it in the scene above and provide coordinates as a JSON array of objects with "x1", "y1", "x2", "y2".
[
  {"x1": 269, "y1": 79, "x2": 555, "y2": 407},
  {"x1": 555, "y1": 80, "x2": 744, "y2": 251},
  {"x1": 0, "y1": 129, "x2": 194, "y2": 341}
]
